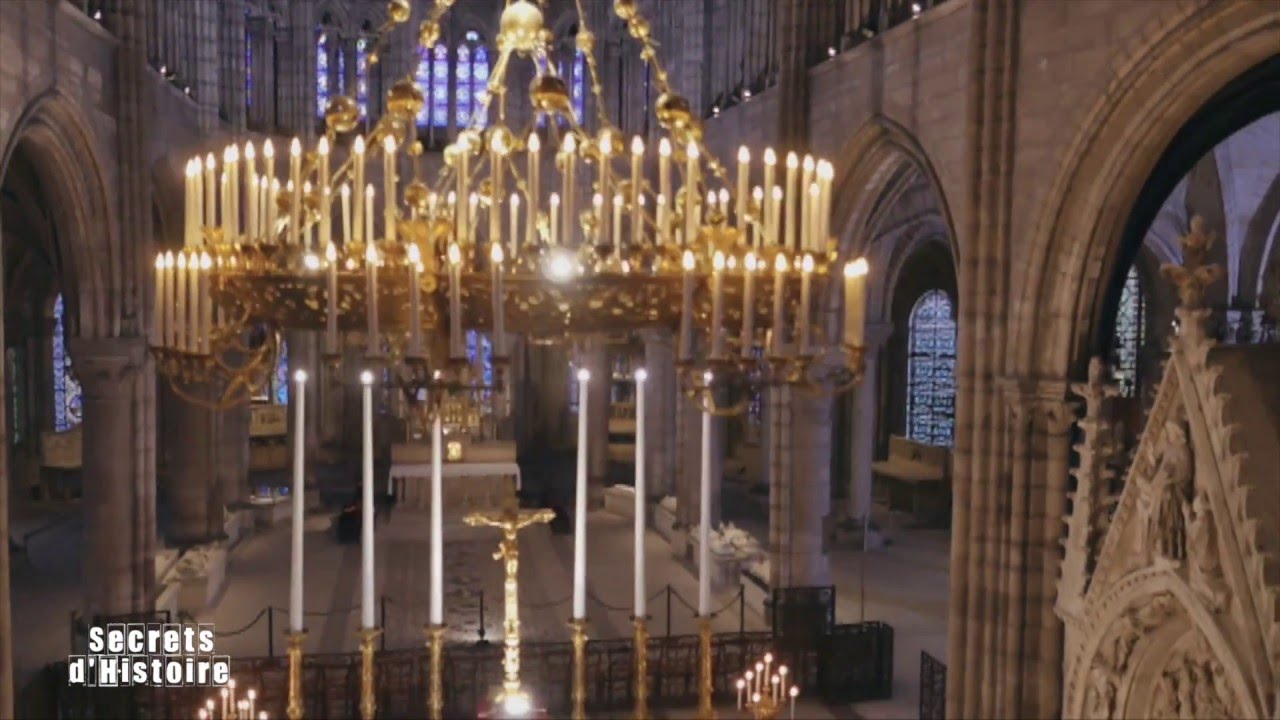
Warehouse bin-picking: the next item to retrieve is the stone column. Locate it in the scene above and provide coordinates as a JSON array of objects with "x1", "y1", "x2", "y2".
[
  {"x1": 221, "y1": 0, "x2": 248, "y2": 130},
  {"x1": 72, "y1": 338, "x2": 154, "y2": 617},
  {"x1": 1034, "y1": 396, "x2": 1075, "y2": 718},
  {"x1": 770, "y1": 386, "x2": 832, "y2": 588},
  {"x1": 0, "y1": 208, "x2": 12, "y2": 719},
  {"x1": 192, "y1": 0, "x2": 220, "y2": 131},
  {"x1": 163, "y1": 392, "x2": 225, "y2": 543},
  {"x1": 847, "y1": 322, "x2": 892, "y2": 523},
  {"x1": 641, "y1": 330, "x2": 677, "y2": 498},
  {"x1": 216, "y1": 403, "x2": 250, "y2": 506}
]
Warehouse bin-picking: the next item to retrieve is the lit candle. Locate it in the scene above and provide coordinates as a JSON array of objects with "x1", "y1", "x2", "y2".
[
  {"x1": 711, "y1": 252, "x2": 725, "y2": 358},
  {"x1": 289, "y1": 138, "x2": 302, "y2": 245},
  {"x1": 247, "y1": 689, "x2": 256, "y2": 718},
  {"x1": 489, "y1": 132, "x2": 505, "y2": 255},
  {"x1": 175, "y1": 252, "x2": 187, "y2": 351},
  {"x1": 800, "y1": 155, "x2": 814, "y2": 244},
  {"x1": 659, "y1": 139, "x2": 672, "y2": 236},
  {"x1": 573, "y1": 368, "x2": 591, "y2": 620},
  {"x1": 592, "y1": 193, "x2": 604, "y2": 243},
  {"x1": 364, "y1": 185, "x2": 375, "y2": 247},
  {"x1": 365, "y1": 242, "x2": 379, "y2": 355},
  {"x1": 772, "y1": 674, "x2": 780, "y2": 702},
  {"x1": 326, "y1": 243, "x2": 338, "y2": 353},
  {"x1": 457, "y1": 135, "x2": 470, "y2": 249},
  {"x1": 341, "y1": 183, "x2": 352, "y2": 244},
  {"x1": 764, "y1": 652, "x2": 773, "y2": 688},
  {"x1": 611, "y1": 193, "x2": 623, "y2": 252},
  {"x1": 784, "y1": 152, "x2": 798, "y2": 251},
  {"x1": 448, "y1": 243, "x2": 464, "y2": 358},
  {"x1": 736, "y1": 678, "x2": 745, "y2": 710},
  {"x1": 745, "y1": 671, "x2": 755, "y2": 706},
  {"x1": 360, "y1": 370, "x2": 376, "y2": 629},
  {"x1": 599, "y1": 131, "x2": 613, "y2": 241},
  {"x1": 317, "y1": 137, "x2": 330, "y2": 239},
  {"x1": 771, "y1": 254, "x2": 787, "y2": 355},
  {"x1": 698, "y1": 404, "x2": 712, "y2": 616},
  {"x1": 183, "y1": 160, "x2": 195, "y2": 247},
  {"x1": 268, "y1": 179, "x2": 280, "y2": 241},
  {"x1": 200, "y1": 252, "x2": 212, "y2": 353},
  {"x1": 844, "y1": 258, "x2": 868, "y2": 346},
  {"x1": 679, "y1": 250, "x2": 695, "y2": 362},
  {"x1": 549, "y1": 192, "x2": 560, "y2": 245},
  {"x1": 742, "y1": 253, "x2": 757, "y2": 357},
  {"x1": 736, "y1": 146, "x2": 750, "y2": 231},
  {"x1": 684, "y1": 142, "x2": 699, "y2": 246},
  {"x1": 468, "y1": 192, "x2": 480, "y2": 245},
  {"x1": 302, "y1": 181, "x2": 313, "y2": 250},
  {"x1": 807, "y1": 183, "x2": 821, "y2": 252},
  {"x1": 187, "y1": 253, "x2": 200, "y2": 352},
  {"x1": 655, "y1": 194, "x2": 667, "y2": 245},
  {"x1": 245, "y1": 141, "x2": 257, "y2": 240},
  {"x1": 633, "y1": 367, "x2": 648, "y2": 618},
  {"x1": 163, "y1": 252, "x2": 175, "y2": 348},
  {"x1": 751, "y1": 186, "x2": 764, "y2": 246},
  {"x1": 762, "y1": 148, "x2": 776, "y2": 237},
  {"x1": 769, "y1": 186, "x2": 783, "y2": 247},
  {"x1": 383, "y1": 135, "x2": 397, "y2": 243},
  {"x1": 407, "y1": 243, "x2": 423, "y2": 357},
  {"x1": 490, "y1": 242, "x2": 506, "y2": 358},
  {"x1": 630, "y1": 136, "x2": 644, "y2": 251},
  {"x1": 561, "y1": 134, "x2": 576, "y2": 245},
  {"x1": 290, "y1": 370, "x2": 307, "y2": 633},
  {"x1": 754, "y1": 663, "x2": 763, "y2": 697},
  {"x1": 263, "y1": 138, "x2": 275, "y2": 194},
  {"x1": 820, "y1": 161, "x2": 834, "y2": 246},
  {"x1": 508, "y1": 192, "x2": 520, "y2": 258},
  {"x1": 220, "y1": 170, "x2": 229, "y2": 244},
  {"x1": 527, "y1": 132, "x2": 540, "y2": 246},
  {"x1": 203, "y1": 154, "x2": 216, "y2": 240},
  {"x1": 429, "y1": 408, "x2": 443, "y2": 625},
  {"x1": 353, "y1": 136, "x2": 366, "y2": 242},
  {"x1": 221, "y1": 688, "x2": 228, "y2": 718},
  {"x1": 152, "y1": 256, "x2": 165, "y2": 347},
  {"x1": 789, "y1": 685, "x2": 799, "y2": 719},
  {"x1": 799, "y1": 254, "x2": 813, "y2": 354}
]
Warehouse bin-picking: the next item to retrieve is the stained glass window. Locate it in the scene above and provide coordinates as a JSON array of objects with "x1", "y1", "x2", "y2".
[
  {"x1": 415, "y1": 45, "x2": 450, "y2": 128},
  {"x1": 7, "y1": 348, "x2": 23, "y2": 445},
  {"x1": 52, "y1": 294, "x2": 83, "y2": 432},
  {"x1": 245, "y1": 25, "x2": 253, "y2": 107},
  {"x1": 906, "y1": 290, "x2": 955, "y2": 447},
  {"x1": 1111, "y1": 266, "x2": 1145, "y2": 398},
  {"x1": 273, "y1": 339, "x2": 289, "y2": 405},
  {"x1": 569, "y1": 50, "x2": 586, "y2": 122},
  {"x1": 316, "y1": 31, "x2": 330, "y2": 118},
  {"x1": 355, "y1": 37, "x2": 370, "y2": 118},
  {"x1": 455, "y1": 36, "x2": 490, "y2": 129}
]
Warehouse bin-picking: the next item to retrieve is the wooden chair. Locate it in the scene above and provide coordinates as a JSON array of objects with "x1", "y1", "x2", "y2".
[{"x1": 871, "y1": 435, "x2": 951, "y2": 526}]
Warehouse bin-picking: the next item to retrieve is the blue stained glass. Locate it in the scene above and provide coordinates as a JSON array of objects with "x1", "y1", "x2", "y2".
[
  {"x1": 906, "y1": 290, "x2": 955, "y2": 447},
  {"x1": 571, "y1": 50, "x2": 585, "y2": 120},
  {"x1": 316, "y1": 32, "x2": 330, "y2": 118},
  {"x1": 246, "y1": 30, "x2": 253, "y2": 106},
  {"x1": 274, "y1": 338, "x2": 289, "y2": 405},
  {"x1": 52, "y1": 294, "x2": 83, "y2": 432},
  {"x1": 414, "y1": 46, "x2": 434, "y2": 126},
  {"x1": 1111, "y1": 266, "x2": 1145, "y2": 398},
  {"x1": 356, "y1": 38, "x2": 368, "y2": 118}
]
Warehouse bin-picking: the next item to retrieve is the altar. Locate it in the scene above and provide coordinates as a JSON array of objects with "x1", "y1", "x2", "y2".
[{"x1": 388, "y1": 439, "x2": 520, "y2": 512}]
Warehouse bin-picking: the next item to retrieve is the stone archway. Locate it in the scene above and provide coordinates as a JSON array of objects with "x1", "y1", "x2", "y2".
[{"x1": 1013, "y1": 3, "x2": 1280, "y2": 381}]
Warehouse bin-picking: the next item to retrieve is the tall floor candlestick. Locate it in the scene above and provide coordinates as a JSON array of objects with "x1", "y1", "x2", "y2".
[
  {"x1": 430, "y1": 411, "x2": 443, "y2": 625},
  {"x1": 573, "y1": 368, "x2": 590, "y2": 620},
  {"x1": 698, "y1": 408, "x2": 712, "y2": 616},
  {"x1": 633, "y1": 368, "x2": 648, "y2": 616},
  {"x1": 360, "y1": 370, "x2": 376, "y2": 630},
  {"x1": 290, "y1": 370, "x2": 308, "y2": 633}
]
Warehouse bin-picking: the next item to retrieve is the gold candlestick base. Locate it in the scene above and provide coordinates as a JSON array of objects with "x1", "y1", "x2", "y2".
[
  {"x1": 359, "y1": 627, "x2": 382, "y2": 720},
  {"x1": 633, "y1": 617, "x2": 649, "y2": 720},
  {"x1": 426, "y1": 623, "x2": 446, "y2": 720},
  {"x1": 285, "y1": 629, "x2": 307, "y2": 720},
  {"x1": 698, "y1": 615, "x2": 716, "y2": 719},
  {"x1": 569, "y1": 618, "x2": 588, "y2": 720}
]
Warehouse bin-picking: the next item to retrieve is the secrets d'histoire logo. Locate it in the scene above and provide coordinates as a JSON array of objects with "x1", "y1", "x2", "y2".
[{"x1": 68, "y1": 623, "x2": 232, "y2": 687}]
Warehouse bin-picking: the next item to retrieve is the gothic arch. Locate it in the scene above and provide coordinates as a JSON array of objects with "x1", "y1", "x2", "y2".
[
  {"x1": 0, "y1": 90, "x2": 116, "y2": 340},
  {"x1": 1013, "y1": 2, "x2": 1280, "y2": 380}
]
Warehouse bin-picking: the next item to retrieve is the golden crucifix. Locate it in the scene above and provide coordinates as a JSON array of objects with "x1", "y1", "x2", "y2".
[{"x1": 464, "y1": 496, "x2": 555, "y2": 702}]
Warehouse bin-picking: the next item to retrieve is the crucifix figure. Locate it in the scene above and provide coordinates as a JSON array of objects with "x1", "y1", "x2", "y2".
[{"x1": 464, "y1": 495, "x2": 555, "y2": 704}]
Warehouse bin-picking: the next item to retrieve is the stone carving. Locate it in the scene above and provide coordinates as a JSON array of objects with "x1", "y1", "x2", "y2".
[
  {"x1": 1160, "y1": 217, "x2": 1222, "y2": 311},
  {"x1": 1084, "y1": 665, "x2": 1118, "y2": 719},
  {"x1": 1135, "y1": 422, "x2": 1191, "y2": 565},
  {"x1": 1150, "y1": 635, "x2": 1240, "y2": 720},
  {"x1": 1183, "y1": 491, "x2": 1227, "y2": 611}
]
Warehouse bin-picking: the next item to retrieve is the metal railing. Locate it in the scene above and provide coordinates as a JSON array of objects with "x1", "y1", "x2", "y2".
[{"x1": 920, "y1": 650, "x2": 947, "y2": 720}]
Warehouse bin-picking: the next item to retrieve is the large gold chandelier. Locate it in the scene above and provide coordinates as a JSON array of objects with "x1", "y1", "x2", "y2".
[{"x1": 149, "y1": 0, "x2": 870, "y2": 412}]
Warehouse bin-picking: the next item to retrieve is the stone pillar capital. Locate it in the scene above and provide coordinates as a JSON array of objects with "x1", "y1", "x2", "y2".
[
  {"x1": 68, "y1": 337, "x2": 148, "y2": 392},
  {"x1": 862, "y1": 321, "x2": 894, "y2": 352},
  {"x1": 999, "y1": 375, "x2": 1077, "y2": 435}
]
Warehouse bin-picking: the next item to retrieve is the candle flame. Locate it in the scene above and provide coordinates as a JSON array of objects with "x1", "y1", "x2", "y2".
[
  {"x1": 263, "y1": 139, "x2": 274, "y2": 158},
  {"x1": 599, "y1": 132, "x2": 613, "y2": 156},
  {"x1": 786, "y1": 152, "x2": 798, "y2": 169},
  {"x1": 682, "y1": 250, "x2": 695, "y2": 271},
  {"x1": 294, "y1": 369, "x2": 308, "y2": 384},
  {"x1": 225, "y1": 145, "x2": 238, "y2": 162},
  {"x1": 802, "y1": 254, "x2": 814, "y2": 272},
  {"x1": 511, "y1": 192, "x2": 520, "y2": 206},
  {"x1": 738, "y1": 146, "x2": 750, "y2": 163},
  {"x1": 360, "y1": 370, "x2": 375, "y2": 385},
  {"x1": 613, "y1": 193, "x2": 623, "y2": 207},
  {"x1": 576, "y1": 368, "x2": 591, "y2": 382},
  {"x1": 752, "y1": 186, "x2": 764, "y2": 202},
  {"x1": 659, "y1": 138, "x2": 671, "y2": 157},
  {"x1": 290, "y1": 137, "x2": 301, "y2": 157},
  {"x1": 164, "y1": 251, "x2": 174, "y2": 268},
  {"x1": 177, "y1": 253, "x2": 187, "y2": 269},
  {"x1": 383, "y1": 134, "x2": 396, "y2": 153},
  {"x1": 527, "y1": 132, "x2": 541, "y2": 153},
  {"x1": 354, "y1": 136, "x2": 365, "y2": 154},
  {"x1": 764, "y1": 147, "x2": 777, "y2": 165},
  {"x1": 447, "y1": 243, "x2": 461, "y2": 266},
  {"x1": 550, "y1": 192, "x2": 560, "y2": 207},
  {"x1": 802, "y1": 154, "x2": 814, "y2": 171},
  {"x1": 634, "y1": 367, "x2": 648, "y2": 382},
  {"x1": 326, "y1": 243, "x2": 337, "y2": 262},
  {"x1": 772, "y1": 185, "x2": 784, "y2": 200},
  {"x1": 201, "y1": 252, "x2": 212, "y2": 270},
  {"x1": 775, "y1": 254, "x2": 788, "y2": 272},
  {"x1": 745, "y1": 252, "x2": 758, "y2": 272},
  {"x1": 687, "y1": 141, "x2": 699, "y2": 159},
  {"x1": 713, "y1": 252, "x2": 725, "y2": 270},
  {"x1": 317, "y1": 137, "x2": 329, "y2": 156},
  {"x1": 365, "y1": 243, "x2": 378, "y2": 265},
  {"x1": 563, "y1": 134, "x2": 576, "y2": 153},
  {"x1": 809, "y1": 182, "x2": 820, "y2": 197},
  {"x1": 205, "y1": 153, "x2": 216, "y2": 170},
  {"x1": 846, "y1": 257, "x2": 869, "y2": 276},
  {"x1": 490, "y1": 242, "x2": 504, "y2": 263},
  {"x1": 631, "y1": 136, "x2": 645, "y2": 156},
  {"x1": 245, "y1": 141, "x2": 255, "y2": 160},
  {"x1": 341, "y1": 183, "x2": 351, "y2": 199}
]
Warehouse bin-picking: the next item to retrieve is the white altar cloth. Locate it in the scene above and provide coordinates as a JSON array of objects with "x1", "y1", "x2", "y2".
[{"x1": 388, "y1": 461, "x2": 522, "y2": 490}]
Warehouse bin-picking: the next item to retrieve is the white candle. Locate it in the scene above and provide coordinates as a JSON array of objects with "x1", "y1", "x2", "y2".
[
  {"x1": 527, "y1": 133, "x2": 540, "y2": 246},
  {"x1": 364, "y1": 185, "x2": 375, "y2": 247},
  {"x1": 200, "y1": 252, "x2": 212, "y2": 353},
  {"x1": 769, "y1": 186, "x2": 783, "y2": 247},
  {"x1": 204, "y1": 154, "x2": 216, "y2": 240},
  {"x1": 289, "y1": 139, "x2": 302, "y2": 245},
  {"x1": 341, "y1": 183, "x2": 352, "y2": 244},
  {"x1": 268, "y1": 179, "x2": 280, "y2": 241},
  {"x1": 549, "y1": 193, "x2": 560, "y2": 245},
  {"x1": 263, "y1": 138, "x2": 275, "y2": 198},
  {"x1": 599, "y1": 132, "x2": 613, "y2": 241},
  {"x1": 189, "y1": 254, "x2": 199, "y2": 351},
  {"x1": 771, "y1": 254, "x2": 787, "y2": 354},
  {"x1": 365, "y1": 242, "x2": 379, "y2": 355},
  {"x1": 698, "y1": 407, "x2": 712, "y2": 616},
  {"x1": 633, "y1": 368, "x2": 648, "y2": 618},
  {"x1": 784, "y1": 152, "x2": 798, "y2": 251},
  {"x1": 659, "y1": 139, "x2": 672, "y2": 242},
  {"x1": 220, "y1": 170, "x2": 229, "y2": 243},
  {"x1": 360, "y1": 370, "x2": 376, "y2": 629},
  {"x1": 508, "y1": 193, "x2": 520, "y2": 258},
  {"x1": 655, "y1": 194, "x2": 667, "y2": 245},
  {"x1": 684, "y1": 142, "x2": 699, "y2": 246},
  {"x1": 630, "y1": 136, "x2": 644, "y2": 251},
  {"x1": 353, "y1": 136, "x2": 366, "y2": 242},
  {"x1": 789, "y1": 685, "x2": 798, "y2": 719},
  {"x1": 679, "y1": 250, "x2": 695, "y2": 362},
  {"x1": 448, "y1": 244, "x2": 464, "y2": 358},
  {"x1": 489, "y1": 133, "x2": 505, "y2": 253},
  {"x1": 429, "y1": 409, "x2": 443, "y2": 625},
  {"x1": 245, "y1": 141, "x2": 257, "y2": 240},
  {"x1": 317, "y1": 137, "x2": 329, "y2": 239},
  {"x1": 407, "y1": 244, "x2": 423, "y2": 357},
  {"x1": 383, "y1": 135, "x2": 397, "y2": 243},
  {"x1": 490, "y1": 242, "x2": 506, "y2": 358},
  {"x1": 573, "y1": 368, "x2": 590, "y2": 620},
  {"x1": 457, "y1": 137, "x2": 470, "y2": 249},
  {"x1": 183, "y1": 160, "x2": 194, "y2": 248},
  {"x1": 163, "y1": 252, "x2": 175, "y2": 348},
  {"x1": 611, "y1": 193, "x2": 623, "y2": 252},
  {"x1": 290, "y1": 370, "x2": 308, "y2": 632},
  {"x1": 762, "y1": 149, "x2": 776, "y2": 239},
  {"x1": 742, "y1": 253, "x2": 757, "y2": 357},
  {"x1": 175, "y1": 252, "x2": 187, "y2": 351},
  {"x1": 736, "y1": 146, "x2": 750, "y2": 231},
  {"x1": 799, "y1": 254, "x2": 813, "y2": 353},
  {"x1": 561, "y1": 135, "x2": 577, "y2": 245},
  {"x1": 844, "y1": 258, "x2": 868, "y2": 346},
  {"x1": 800, "y1": 155, "x2": 814, "y2": 245},
  {"x1": 807, "y1": 183, "x2": 821, "y2": 252},
  {"x1": 152, "y1": 256, "x2": 164, "y2": 346},
  {"x1": 711, "y1": 252, "x2": 725, "y2": 358}
]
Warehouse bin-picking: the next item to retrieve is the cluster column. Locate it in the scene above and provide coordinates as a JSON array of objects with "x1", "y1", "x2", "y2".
[
  {"x1": 162, "y1": 389, "x2": 226, "y2": 543},
  {"x1": 768, "y1": 385, "x2": 832, "y2": 589},
  {"x1": 641, "y1": 330, "x2": 677, "y2": 499},
  {"x1": 582, "y1": 339, "x2": 610, "y2": 504},
  {"x1": 846, "y1": 322, "x2": 892, "y2": 524},
  {"x1": 71, "y1": 338, "x2": 156, "y2": 616}
]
